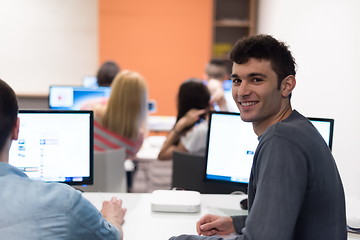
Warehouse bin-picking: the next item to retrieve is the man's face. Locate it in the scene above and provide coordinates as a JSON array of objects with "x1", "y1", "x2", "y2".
[{"x1": 231, "y1": 58, "x2": 289, "y2": 133}]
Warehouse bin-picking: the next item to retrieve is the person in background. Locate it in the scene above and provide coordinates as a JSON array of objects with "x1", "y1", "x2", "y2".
[
  {"x1": 204, "y1": 58, "x2": 231, "y2": 81},
  {"x1": 0, "y1": 79, "x2": 126, "y2": 240},
  {"x1": 93, "y1": 70, "x2": 148, "y2": 159},
  {"x1": 97, "y1": 60, "x2": 121, "y2": 87},
  {"x1": 204, "y1": 59, "x2": 238, "y2": 112},
  {"x1": 169, "y1": 35, "x2": 347, "y2": 240},
  {"x1": 158, "y1": 78, "x2": 211, "y2": 160},
  {"x1": 80, "y1": 60, "x2": 121, "y2": 110}
]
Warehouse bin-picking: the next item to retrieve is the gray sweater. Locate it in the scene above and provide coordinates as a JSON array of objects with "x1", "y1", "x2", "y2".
[{"x1": 170, "y1": 110, "x2": 347, "y2": 240}]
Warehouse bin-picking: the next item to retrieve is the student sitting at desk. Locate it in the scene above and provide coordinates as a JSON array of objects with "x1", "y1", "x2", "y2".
[
  {"x1": 92, "y1": 70, "x2": 148, "y2": 158},
  {"x1": 169, "y1": 34, "x2": 347, "y2": 240},
  {"x1": 80, "y1": 60, "x2": 121, "y2": 111},
  {"x1": 0, "y1": 79, "x2": 126, "y2": 240},
  {"x1": 97, "y1": 60, "x2": 121, "y2": 87},
  {"x1": 204, "y1": 59, "x2": 238, "y2": 112},
  {"x1": 158, "y1": 78, "x2": 211, "y2": 160}
]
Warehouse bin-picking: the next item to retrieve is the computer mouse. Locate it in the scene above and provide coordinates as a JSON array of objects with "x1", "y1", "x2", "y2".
[{"x1": 240, "y1": 198, "x2": 248, "y2": 210}]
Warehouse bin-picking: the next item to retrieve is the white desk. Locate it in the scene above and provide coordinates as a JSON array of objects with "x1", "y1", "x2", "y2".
[
  {"x1": 83, "y1": 192, "x2": 360, "y2": 240},
  {"x1": 135, "y1": 135, "x2": 166, "y2": 161},
  {"x1": 83, "y1": 192, "x2": 247, "y2": 240},
  {"x1": 148, "y1": 115, "x2": 176, "y2": 132}
]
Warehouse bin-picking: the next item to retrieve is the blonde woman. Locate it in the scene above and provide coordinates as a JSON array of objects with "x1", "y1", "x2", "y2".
[{"x1": 93, "y1": 70, "x2": 148, "y2": 158}]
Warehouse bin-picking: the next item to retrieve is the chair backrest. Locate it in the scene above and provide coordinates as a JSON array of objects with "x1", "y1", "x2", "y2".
[
  {"x1": 77, "y1": 148, "x2": 127, "y2": 192},
  {"x1": 171, "y1": 151, "x2": 206, "y2": 192},
  {"x1": 172, "y1": 151, "x2": 247, "y2": 194}
]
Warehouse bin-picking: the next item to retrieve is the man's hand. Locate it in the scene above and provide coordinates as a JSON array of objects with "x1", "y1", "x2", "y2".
[
  {"x1": 101, "y1": 197, "x2": 126, "y2": 232},
  {"x1": 196, "y1": 214, "x2": 235, "y2": 236}
]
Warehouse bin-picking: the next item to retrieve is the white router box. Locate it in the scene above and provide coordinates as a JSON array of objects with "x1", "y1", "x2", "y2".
[{"x1": 151, "y1": 190, "x2": 201, "y2": 213}]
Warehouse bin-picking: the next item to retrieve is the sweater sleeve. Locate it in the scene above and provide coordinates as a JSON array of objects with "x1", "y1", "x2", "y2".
[
  {"x1": 241, "y1": 135, "x2": 307, "y2": 239},
  {"x1": 231, "y1": 215, "x2": 247, "y2": 234}
]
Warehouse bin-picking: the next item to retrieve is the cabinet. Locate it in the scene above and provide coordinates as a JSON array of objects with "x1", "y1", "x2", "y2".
[{"x1": 212, "y1": 0, "x2": 257, "y2": 58}]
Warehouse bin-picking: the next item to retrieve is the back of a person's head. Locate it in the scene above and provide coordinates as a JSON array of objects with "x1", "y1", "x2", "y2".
[
  {"x1": 177, "y1": 78, "x2": 210, "y2": 121},
  {"x1": 205, "y1": 59, "x2": 231, "y2": 81},
  {"x1": 0, "y1": 79, "x2": 18, "y2": 152},
  {"x1": 229, "y1": 34, "x2": 296, "y2": 82},
  {"x1": 96, "y1": 61, "x2": 121, "y2": 87},
  {"x1": 103, "y1": 70, "x2": 147, "y2": 139}
]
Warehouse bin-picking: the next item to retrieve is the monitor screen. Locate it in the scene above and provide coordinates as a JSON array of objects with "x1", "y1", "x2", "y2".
[
  {"x1": 82, "y1": 76, "x2": 98, "y2": 88},
  {"x1": 49, "y1": 85, "x2": 157, "y2": 113},
  {"x1": 204, "y1": 111, "x2": 334, "y2": 186},
  {"x1": 307, "y1": 117, "x2": 334, "y2": 150},
  {"x1": 49, "y1": 85, "x2": 111, "y2": 110},
  {"x1": 8, "y1": 110, "x2": 93, "y2": 185}
]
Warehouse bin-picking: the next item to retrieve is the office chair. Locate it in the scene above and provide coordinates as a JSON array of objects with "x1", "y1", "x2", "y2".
[
  {"x1": 172, "y1": 151, "x2": 247, "y2": 194},
  {"x1": 77, "y1": 148, "x2": 127, "y2": 192},
  {"x1": 171, "y1": 151, "x2": 207, "y2": 193}
]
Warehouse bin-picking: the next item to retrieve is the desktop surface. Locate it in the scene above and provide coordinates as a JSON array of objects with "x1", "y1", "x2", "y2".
[
  {"x1": 82, "y1": 192, "x2": 246, "y2": 240},
  {"x1": 82, "y1": 192, "x2": 360, "y2": 240}
]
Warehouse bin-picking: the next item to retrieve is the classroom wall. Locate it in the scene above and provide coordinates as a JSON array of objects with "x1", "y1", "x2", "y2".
[
  {"x1": 257, "y1": 0, "x2": 360, "y2": 199},
  {"x1": 0, "y1": 0, "x2": 98, "y2": 95},
  {"x1": 98, "y1": 0, "x2": 213, "y2": 116},
  {"x1": 2, "y1": 0, "x2": 360, "y2": 201}
]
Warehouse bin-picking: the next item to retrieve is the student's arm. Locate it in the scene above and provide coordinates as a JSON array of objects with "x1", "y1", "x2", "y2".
[
  {"x1": 100, "y1": 197, "x2": 127, "y2": 239},
  {"x1": 207, "y1": 79, "x2": 228, "y2": 111},
  {"x1": 67, "y1": 189, "x2": 125, "y2": 240},
  {"x1": 157, "y1": 128, "x2": 188, "y2": 160},
  {"x1": 158, "y1": 109, "x2": 206, "y2": 160}
]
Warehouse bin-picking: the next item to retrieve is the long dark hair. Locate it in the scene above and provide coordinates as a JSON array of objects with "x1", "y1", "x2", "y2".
[{"x1": 176, "y1": 78, "x2": 210, "y2": 125}]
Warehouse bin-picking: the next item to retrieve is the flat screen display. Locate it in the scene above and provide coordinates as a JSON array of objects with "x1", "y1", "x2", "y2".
[
  {"x1": 82, "y1": 76, "x2": 98, "y2": 88},
  {"x1": 49, "y1": 85, "x2": 157, "y2": 113},
  {"x1": 49, "y1": 85, "x2": 111, "y2": 110},
  {"x1": 8, "y1": 110, "x2": 93, "y2": 185},
  {"x1": 204, "y1": 111, "x2": 334, "y2": 186}
]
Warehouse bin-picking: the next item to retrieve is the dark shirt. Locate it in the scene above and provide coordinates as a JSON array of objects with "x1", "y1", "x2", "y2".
[{"x1": 170, "y1": 110, "x2": 347, "y2": 240}]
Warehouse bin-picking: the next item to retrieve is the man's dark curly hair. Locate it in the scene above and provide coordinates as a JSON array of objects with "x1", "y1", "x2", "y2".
[{"x1": 229, "y1": 34, "x2": 296, "y2": 89}]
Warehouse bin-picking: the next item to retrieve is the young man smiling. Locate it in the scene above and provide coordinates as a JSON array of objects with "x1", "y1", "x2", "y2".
[{"x1": 169, "y1": 35, "x2": 347, "y2": 240}]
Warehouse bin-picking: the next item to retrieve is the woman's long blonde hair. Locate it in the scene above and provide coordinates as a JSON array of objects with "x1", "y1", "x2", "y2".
[{"x1": 101, "y1": 70, "x2": 148, "y2": 140}]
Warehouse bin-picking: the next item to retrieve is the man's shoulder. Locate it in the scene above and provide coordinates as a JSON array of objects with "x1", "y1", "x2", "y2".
[
  {"x1": 35, "y1": 181, "x2": 82, "y2": 206},
  {"x1": 13, "y1": 176, "x2": 83, "y2": 209},
  {"x1": 262, "y1": 110, "x2": 312, "y2": 141}
]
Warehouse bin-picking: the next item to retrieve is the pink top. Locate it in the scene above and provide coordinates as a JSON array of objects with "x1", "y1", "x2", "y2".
[{"x1": 94, "y1": 121, "x2": 143, "y2": 158}]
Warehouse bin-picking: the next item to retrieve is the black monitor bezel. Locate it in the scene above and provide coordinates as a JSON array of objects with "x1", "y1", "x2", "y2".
[
  {"x1": 307, "y1": 117, "x2": 334, "y2": 151},
  {"x1": 15, "y1": 110, "x2": 94, "y2": 186}
]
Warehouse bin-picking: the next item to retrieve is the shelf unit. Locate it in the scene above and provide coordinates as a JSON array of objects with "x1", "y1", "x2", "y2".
[{"x1": 212, "y1": 0, "x2": 258, "y2": 58}]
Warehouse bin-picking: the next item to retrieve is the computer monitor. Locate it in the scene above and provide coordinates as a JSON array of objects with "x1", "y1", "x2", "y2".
[
  {"x1": 49, "y1": 85, "x2": 157, "y2": 113},
  {"x1": 204, "y1": 111, "x2": 334, "y2": 188},
  {"x1": 49, "y1": 85, "x2": 111, "y2": 110},
  {"x1": 8, "y1": 110, "x2": 94, "y2": 185},
  {"x1": 82, "y1": 76, "x2": 98, "y2": 88},
  {"x1": 307, "y1": 117, "x2": 334, "y2": 150}
]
